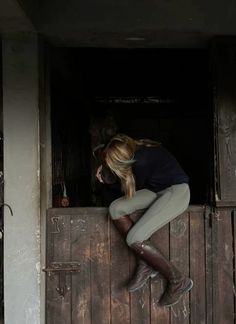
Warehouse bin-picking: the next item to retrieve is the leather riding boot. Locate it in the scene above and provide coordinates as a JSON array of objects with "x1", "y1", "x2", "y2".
[
  {"x1": 112, "y1": 215, "x2": 159, "y2": 292},
  {"x1": 112, "y1": 215, "x2": 133, "y2": 237},
  {"x1": 127, "y1": 259, "x2": 159, "y2": 292},
  {"x1": 130, "y1": 240, "x2": 193, "y2": 307}
]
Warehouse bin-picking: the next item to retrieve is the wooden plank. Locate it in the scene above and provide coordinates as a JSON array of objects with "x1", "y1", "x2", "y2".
[
  {"x1": 110, "y1": 218, "x2": 130, "y2": 324},
  {"x1": 212, "y1": 39, "x2": 236, "y2": 205},
  {"x1": 187, "y1": 205, "x2": 208, "y2": 212},
  {"x1": 170, "y1": 211, "x2": 190, "y2": 324},
  {"x1": 212, "y1": 210, "x2": 234, "y2": 324},
  {"x1": 71, "y1": 209, "x2": 92, "y2": 324},
  {"x1": 90, "y1": 210, "x2": 110, "y2": 324},
  {"x1": 46, "y1": 210, "x2": 72, "y2": 324},
  {"x1": 45, "y1": 206, "x2": 236, "y2": 324},
  {"x1": 150, "y1": 224, "x2": 170, "y2": 324},
  {"x1": 129, "y1": 213, "x2": 150, "y2": 324},
  {"x1": 204, "y1": 208, "x2": 213, "y2": 324},
  {"x1": 46, "y1": 210, "x2": 55, "y2": 324},
  {"x1": 189, "y1": 211, "x2": 206, "y2": 324},
  {"x1": 216, "y1": 201, "x2": 236, "y2": 208},
  {"x1": 130, "y1": 252, "x2": 150, "y2": 324}
]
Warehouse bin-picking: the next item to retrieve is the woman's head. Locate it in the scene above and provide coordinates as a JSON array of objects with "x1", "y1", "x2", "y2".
[
  {"x1": 102, "y1": 134, "x2": 136, "y2": 197},
  {"x1": 102, "y1": 133, "x2": 159, "y2": 198},
  {"x1": 103, "y1": 134, "x2": 136, "y2": 169},
  {"x1": 102, "y1": 133, "x2": 159, "y2": 170}
]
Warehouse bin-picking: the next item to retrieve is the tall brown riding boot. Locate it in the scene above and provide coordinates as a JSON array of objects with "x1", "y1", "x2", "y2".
[
  {"x1": 112, "y1": 215, "x2": 159, "y2": 292},
  {"x1": 130, "y1": 240, "x2": 193, "y2": 307},
  {"x1": 127, "y1": 258, "x2": 159, "y2": 292},
  {"x1": 112, "y1": 215, "x2": 133, "y2": 236}
]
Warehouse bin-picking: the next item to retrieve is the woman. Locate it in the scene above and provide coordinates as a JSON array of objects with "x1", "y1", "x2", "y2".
[{"x1": 96, "y1": 133, "x2": 193, "y2": 307}]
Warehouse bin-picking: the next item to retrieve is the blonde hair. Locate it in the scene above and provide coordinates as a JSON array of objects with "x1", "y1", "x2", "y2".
[{"x1": 103, "y1": 133, "x2": 159, "y2": 198}]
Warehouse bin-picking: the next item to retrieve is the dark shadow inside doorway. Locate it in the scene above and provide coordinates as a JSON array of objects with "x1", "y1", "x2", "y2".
[{"x1": 50, "y1": 48, "x2": 212, "y2": 207}]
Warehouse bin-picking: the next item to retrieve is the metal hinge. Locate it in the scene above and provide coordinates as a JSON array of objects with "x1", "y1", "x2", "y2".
[{"x1": 43, "y1": 262, "x2": 80, "y2": 297}]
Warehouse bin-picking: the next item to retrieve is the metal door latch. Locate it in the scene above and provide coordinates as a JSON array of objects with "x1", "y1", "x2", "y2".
[{"x1": 43, "y1": 262, "x2": 80, "y2": 297}]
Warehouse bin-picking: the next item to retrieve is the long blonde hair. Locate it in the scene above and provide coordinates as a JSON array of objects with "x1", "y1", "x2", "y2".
[{"x1": 102, "y1": 133, "x2": 159, "y2": 198}]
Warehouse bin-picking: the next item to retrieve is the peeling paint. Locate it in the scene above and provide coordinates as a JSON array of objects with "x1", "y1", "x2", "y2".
[
  {"x1": 36, "y1": 262, "x2": 41, "y2": 284},
  {"x1": 35, "y1": 229, "x2": 40, "y2": 241},
  {"x1": 23, "y1": 294, "x2": 40, "y2": 324},
  {"x1": 3, "y1": 34, "x2": 41, "y2": 324},
  {"x1": 224, "y1": 243, "x2": 233, "y2": 261}
]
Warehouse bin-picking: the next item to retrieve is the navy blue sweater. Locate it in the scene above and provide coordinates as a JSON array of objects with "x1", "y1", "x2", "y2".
[{"x1": 133, "y1": 145, "x2": 189, "y2": 193}]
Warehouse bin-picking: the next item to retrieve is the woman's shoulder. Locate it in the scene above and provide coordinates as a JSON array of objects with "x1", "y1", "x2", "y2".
[
  {"x1": 135, "y1": 144, "x2": 175, "y2": 166},
  {"x1": 135, "y1": 143, "x2": 162, "y2": 155},
  {"x1": 134, "y1": 144, "x2": 162, "y2": 164}
]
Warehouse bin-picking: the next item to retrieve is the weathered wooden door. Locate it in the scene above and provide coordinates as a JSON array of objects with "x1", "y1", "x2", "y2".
[
  {"x1": 45, "y1": 206, "x2": 234, "y2": 324},
  {"x1": 46, "y1": 207, "x2": 112, "y2": 324},
  {"x1": 212, "y1": 37, "x2": 236, "y2": 207}
]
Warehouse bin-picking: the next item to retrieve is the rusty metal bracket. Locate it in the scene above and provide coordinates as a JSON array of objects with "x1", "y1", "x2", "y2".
[
  {"x1": 43, "y1": 261, "x2": 81, "y2": 272},
  {"x1": 43, "y1": 262, "x2": 80, "y2": 297}
]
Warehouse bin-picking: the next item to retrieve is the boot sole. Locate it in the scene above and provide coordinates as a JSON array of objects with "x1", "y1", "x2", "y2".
[
  {"x1": 128, "y1": 271, "x2": 159, "y2": 293},
  {"x1": 162, "y1": 279, "x2": 193, "y2": 308}
]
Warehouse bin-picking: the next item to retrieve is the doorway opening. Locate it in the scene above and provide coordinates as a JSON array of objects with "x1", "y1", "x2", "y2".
[{"x1": 50, "y1": 48, "x2": 212, "y2": 207}]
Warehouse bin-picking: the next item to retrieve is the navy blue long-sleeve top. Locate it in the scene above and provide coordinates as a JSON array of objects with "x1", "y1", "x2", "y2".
[{"x1": 133, "y1": 145, "x2": 189, "y2": 193}]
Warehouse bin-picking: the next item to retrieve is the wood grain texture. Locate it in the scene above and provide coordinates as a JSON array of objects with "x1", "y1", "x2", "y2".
[
  {"x1": 212, "y1": 210, "x2": 234, "y2": 324},
  {"x1": 71, "y1": 211, "x2": 91, "y2": 324},
  {"x1": 45, "y1": 207, "x2": 236, "y2": 324},
  {"x1": 205, "y1": 208, "x2": 213, "y2": 324},
  {"x1": 150, "y1": 224, "x2": 170, "y2": 324},
  {"x1": 212, "y1": 40, "x2": 236, "y2": 206},
  {"x1": 46, "y1": 212, "x2": 72, "y2": 324},
  {"x1": 110, "y1": 218, "x2": 130, "y2": 324},
  {"x1": 170, "y1": 212, "x2": 190, "y2": 324},
  {"x1": 90, "y1": 212, "x2": 110, "y2": 324},
  {"x1": 189, "y1": 211, "x2": 206, "y2": 324}
]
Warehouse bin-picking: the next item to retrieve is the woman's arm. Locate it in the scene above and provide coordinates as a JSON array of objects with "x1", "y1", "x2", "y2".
[
  {"x1": 96, "y1": 165, "x2": 104, "y2": 183},
  {"x1": 96, "y1": 164, "x2": 118, "y2": 185}
]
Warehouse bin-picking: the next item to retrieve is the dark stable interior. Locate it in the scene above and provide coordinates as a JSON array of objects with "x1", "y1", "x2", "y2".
[{"x1": 51, "y1": 48, "x2": 212, "y2": 207}]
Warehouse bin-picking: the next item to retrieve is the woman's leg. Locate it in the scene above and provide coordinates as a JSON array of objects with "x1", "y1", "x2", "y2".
[
  {"x1": 125, "y1": 184, "x2": 192, "y2": 306},
  {"x1": 130, "y1": 239, "x2": 193, "y2": 306},
  {"x1": 109, "y1": 189, "x2": 159, "y2": 292},
  {"x1": 109, "y1": 189, "x2": 157, "y2": 220},
  {"x1": 126, "y1": 183, "x2": 190, "y2": 245}
]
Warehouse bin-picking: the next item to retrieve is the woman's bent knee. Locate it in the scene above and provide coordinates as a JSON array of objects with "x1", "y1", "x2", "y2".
[
  {"x1": 109, "y1": 197, "x2": 127, "y2": 219},
  {"x1": 126, "y1": 228, "x2": 144, "y2": 246},
  {"x1": 109, "y1": 189, "x2": 157, "y2": 220}
]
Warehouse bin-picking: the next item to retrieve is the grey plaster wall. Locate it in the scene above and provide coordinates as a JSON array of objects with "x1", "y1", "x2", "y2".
[
  {"x1": 39, "y1": 41, "x2": 52, "y2": 324},
  {"x1": 2, "y1": 33, "x2": 41, "y2": 324}
]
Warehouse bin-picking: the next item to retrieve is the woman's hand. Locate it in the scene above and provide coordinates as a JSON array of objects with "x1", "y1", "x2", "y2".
[{"x1": 96, "y1": 165, "x2": 104, "y2": 183}]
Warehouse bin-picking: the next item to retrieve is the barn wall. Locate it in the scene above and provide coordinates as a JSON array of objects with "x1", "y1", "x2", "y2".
[{"x1": 2, "y1": 32, "x2": 41, "y2": 324}]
